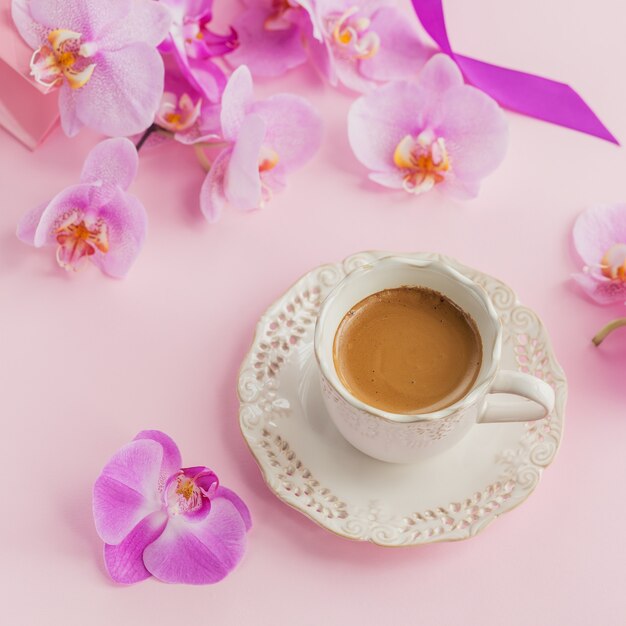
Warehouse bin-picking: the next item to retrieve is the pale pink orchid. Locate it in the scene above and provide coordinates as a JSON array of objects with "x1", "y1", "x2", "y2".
[
  {"x1": 159, "y1": 0, "x2": 238, "y2": 103},
  {"x1": 199, "y1": 65, "x2": 322, "y2": 222},
  {"x1": 17, "y1": 138, "x2": 147, "y2": 278},
  {"x1": 93, "y1": 430, "x2": 251, "y2": 585},
  {"x1": 572, "y1": 204, "x2": 626, "y2": 306},
  {"x1": 156, "y1": 91, "x2": 202, "y2": 133},
  {"x1": 12, "y1": 0, "x2": 171, "y2": 137},
  {"x1": 228, "y1": 0, "x2": 428, "y2": 92},
  {"x1": 151, "y1": 56, "x2": 221, "y2": 146},
  {"x1": 348, "y1": 54, "x2": 508, "y2": 199}
]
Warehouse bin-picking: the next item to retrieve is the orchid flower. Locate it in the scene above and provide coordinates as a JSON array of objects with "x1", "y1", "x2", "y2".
[
  {"x1": 93, "y1": 430, "x2": 251, "y2": 585},
  {"x1": 199, "y1": 65, "x2": 322, "y2": 222},
  {"x1": 227, "y1": 0, "x2": 428, "y2": 92},
  {"x1": 151, "y1": 56, "x2": 221, "y2": 146},
  {"x1": 347, "y1": 54, "x2": 508, "y2": 199},
  {"x1": 159, "y1": 0, "x2": 238, "y2": 103},
  {"x1": 572, "y1": 204, "x2": 626, "y2": 345},
  {"x1": 12, "y1": 0, "x2": 171, "y2": 137},
  {"x1": 16, "y1": 138, "x2": 147, "y2": 278}
]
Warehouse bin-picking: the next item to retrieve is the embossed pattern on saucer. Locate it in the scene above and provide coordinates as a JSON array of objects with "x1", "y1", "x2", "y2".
[{"x1": 238, "y1": 252, "x2": 567, "y2": 546}]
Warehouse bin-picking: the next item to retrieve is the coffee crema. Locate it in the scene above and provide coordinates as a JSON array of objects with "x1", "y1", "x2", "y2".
[{"x1": 332, "y1": 287, "x2": 482, "y2": 414}]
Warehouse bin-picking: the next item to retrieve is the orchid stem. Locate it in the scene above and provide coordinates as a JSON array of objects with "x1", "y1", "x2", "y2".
[
  {"x1": 592, "y1": 318, "x2": 626, "y2": 346},
  {"x1": 135, "y1": 124, "x2": 157, "y2": 151},
  {"x1": 194, "y1": 144, "x2": 212, "y2": 172}
]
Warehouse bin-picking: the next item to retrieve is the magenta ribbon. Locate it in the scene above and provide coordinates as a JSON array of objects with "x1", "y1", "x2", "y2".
[{"x1": 411, "y1": 0, "x2": 619, "y2": 145}]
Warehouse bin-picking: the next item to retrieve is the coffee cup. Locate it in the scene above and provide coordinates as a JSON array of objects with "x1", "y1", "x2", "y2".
[{"x1": 314, "y1": 256, "x2": 555, "y2": 463}]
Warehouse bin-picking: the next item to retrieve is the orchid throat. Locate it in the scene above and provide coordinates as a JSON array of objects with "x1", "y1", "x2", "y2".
[{"x1": 30, "y1": 29, "x2": 96, "y2": 89}]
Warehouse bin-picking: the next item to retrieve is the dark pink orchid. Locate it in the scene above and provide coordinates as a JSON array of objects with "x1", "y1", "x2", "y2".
[
  {"x1": 93, "y1": 430, "x2": 251, "y2": 585},
  {"x1": 159, "y1": 0, "x2": 238, "y2": 103},
  {"x1": 227, "y1": 0, "x2": 428, "y2": 92},
  {"x1": 200, "y1": 65, "x2": 322, "y2": 221},
  {"x1": 17, "y1": 138, "x2": 147, "y2": 278},
  {"x1": 348, "y1": 54, "x2": 508, "y2": 199},
  {"x1": 12, "y1": 0, "x2": 171, "y2": 137}
]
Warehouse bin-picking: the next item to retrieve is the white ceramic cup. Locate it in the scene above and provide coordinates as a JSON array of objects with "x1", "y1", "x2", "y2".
[{"x1": 314, "y1": 256, "x2": 555, "y2": 463}]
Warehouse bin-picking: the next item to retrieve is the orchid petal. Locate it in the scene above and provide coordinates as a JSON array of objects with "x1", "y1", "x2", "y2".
[
  {"x1": 80, "y1": 138, "x2": 138, "y2": 204},
  {"x1": 186, "y1": 56, "x2": 227, "y2": 104},
  {"x1": 16, "y1": 202, "x2": 48, "y2": 245},
  {"x1": 227, "y1": 6, "x2": 307, "y2": 77},
  {"x1": 143, "y1": 498, "x2": 247, "y2": 584},
  {"x1": 434, "y1": 84, "x2": 508, "y2": 181},
  {"x1": 29, "y1": 0, "x2": 130, "y2": 36},
  {"x1": 331, "y1": 56, "x2": 375, "y2": 93},
  {"x1": 11, "y1": 0, "x2": 45, "y2": 49},
  {"x1": 307, "y1": 36, "x2": 336, "y2": 85},
  {"x1": 97, "y1": 0, "x2": 171, "y2": 50},
  {"x1": 368, "y1": 170, "x2": 405, "y2": 189},
  {"x1": 73, "y1": 44, "x2": 164, "y2": 137},
  {"x1": 133, "y1": 430, "x2": 182, "y2": 480},
  {"x1": 93, "y1": 439, "x2": 164, "y2": 545},
  {"x1": 58, "y1": 87, "x2": 83, "y2": 137},
  {"x1": 250, "y1": 94, "x2": 322, "y2": 172},
  {"x1": 348, "y1": 81, "x2": 426, "y2": 173},
  {"x1": 103, "y1": 510, "x2": 168, "y2": 584},
  {"x1": 418, "y1": 53, "x2": 463, "y2": 93},
  {"x1": 199, "y1": 147, "x2": 230, "y2": 223},
  {"x1": 215, "y1": 487, "x2": 252, "y2": 531},
  {"x1": 437, "y1": 176, "x2": 481, "y2": 200},
  {"x1": 573, "y1": 205, "x2": 626, "y2": 268},
  {"x1": 90, "y1": 189, "x2": 147, "y2": 279},
  {"x1": 572, "y1": 272, "x2": 626, "y2": 305},
  {"x1": 220, "y1": 65, "x2": 254, "y2": 141},
  {"x1": 32, "y1": 184, "x2": 93, "y2": 247},
  {"x1": 359, "y1": 7, "x2": 430, "y2": 82},
  {"x1": 224, "y1": 114, "x2": 266, "y2": 211}
]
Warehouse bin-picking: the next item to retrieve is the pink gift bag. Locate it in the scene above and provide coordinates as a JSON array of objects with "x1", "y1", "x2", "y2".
[{"x1": 0, "y1": 0, "x2": 59, "y2": 149}]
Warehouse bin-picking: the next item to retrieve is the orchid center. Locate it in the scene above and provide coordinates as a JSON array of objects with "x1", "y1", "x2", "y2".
[
  {"x1": 181, "y1": 14, "x2": 238, "y2": 56},
  {"x1": 166, "y1": 468, "x2": 217, "y2": 517},
  {"x1": 54, "y1": 210, "x2": 108, "y2": 272},
  {"x1": 156, "y1": 92, "x2": 202, "y2": 132},
  {"x1": 258, "y1": 146, "x2": 279, "y2": 173},
  {"x1": 30, "y1": 29, "x2": 96, "y2": 89},
  {"x1": 327, "y1": 6, "x2": 380, "y2": 60},
  {"x1": 264, "y1": 0, "x2": 302, "y2": 31},
  {"x1": 393, "y1": 131, "x2": 451, "y2": 194},
  {"x1": 600, "y1": 243, "x2": 626, "y2": 281}
]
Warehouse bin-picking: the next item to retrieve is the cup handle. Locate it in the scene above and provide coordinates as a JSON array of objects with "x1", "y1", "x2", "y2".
[{"x1": 477, "y1": 370, "x2": 555, "y2": 424}]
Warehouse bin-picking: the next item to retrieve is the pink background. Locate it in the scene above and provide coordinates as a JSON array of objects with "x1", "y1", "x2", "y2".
[{"x1": 2, "y1": 0, "x2": 626, "y2": 623}]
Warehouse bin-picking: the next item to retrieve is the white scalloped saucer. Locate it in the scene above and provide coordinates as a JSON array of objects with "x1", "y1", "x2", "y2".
[{"x1": 238, "y1": 252, "x2": 567, "y2": 546}]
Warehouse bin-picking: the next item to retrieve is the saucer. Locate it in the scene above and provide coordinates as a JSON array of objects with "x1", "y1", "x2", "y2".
[{"x1": 238, "y1": 252, "x2": 567, "y2": 546}]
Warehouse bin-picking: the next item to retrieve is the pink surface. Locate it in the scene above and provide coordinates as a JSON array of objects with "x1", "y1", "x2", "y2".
[{"x1": 1, "y1": 0, "x2": 626, "y2": 624}]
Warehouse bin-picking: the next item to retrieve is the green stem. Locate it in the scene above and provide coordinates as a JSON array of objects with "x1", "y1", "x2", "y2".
[
  {"x1": 592, "y1": 318, "x2": 626, "y2": 346},
  {"x1": 194, "y1": 144, "x2": 212, "y2": 172}
]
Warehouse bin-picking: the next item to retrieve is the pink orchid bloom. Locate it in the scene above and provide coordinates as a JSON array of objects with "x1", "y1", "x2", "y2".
[
  {"x1": 16, "y1": 138, "x2": 147, "y2": 278},
  {"x1": 226, "y1": 0, "x2": 311, "y2": 78},
  {"x1": 156, "y1": 91, "x2": 202, "y2": 133},
  {"x1": 12, "y1": 0, "x2": 171, "y2": 137},
  {"x1": 159, "y1": 0, "x2": 238, "y2": 103},
  {"x1": 152, "y1": 56, "x2": 221, "y2": 145},
  {"x1": 348, "y1": 54, "x2": 508, "y2": 199},
  {"x1": 572, "y1": 204, "x2": 626, "y2": 305},
  {"x1": 200, "y1": 65, "x2": 322, "y2": 222},
  {"x1": 228, "y1": 0, "x2": 428, "y2": 92},
  {"x1": 93, "y1": 430, "x2": 251, "y2": 585}
]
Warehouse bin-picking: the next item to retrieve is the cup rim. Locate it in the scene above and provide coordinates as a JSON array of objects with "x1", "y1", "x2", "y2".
[{"x1": 313, "y1": 255, "x2": 502, "y2": 424}]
